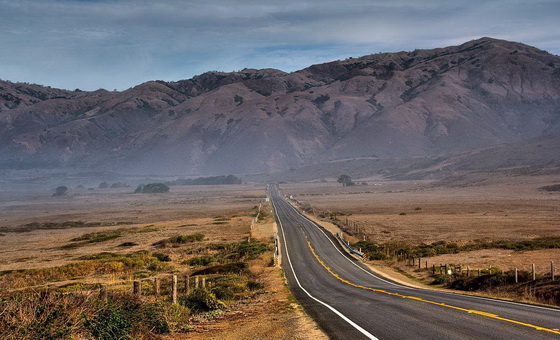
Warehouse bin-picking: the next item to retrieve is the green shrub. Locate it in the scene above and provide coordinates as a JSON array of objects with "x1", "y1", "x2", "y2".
[
  {"x1": 186, "y1": 255, "x2": 215, "y2": 267},
  {"x1": 182, "y1": 289, "x2": 225, "y2": 312},
  {"x1": 368, "y1": 252, "x2": 387, "y2": 260},
  {"x1": 153, "y1": 253, "x2": 171, "y2": 262},
  {"x1": 211, "y1": 285, "x2": 235, "y2": 300},
  {"x1": 153, "y1": 233, "x2": 205, "y2": 247},
  {"x1": 247, "y1": 281, "x2": 264, "y2": 291},
  {"x1": 86, "y1": 297, "x2": 137, "y2": 339}
]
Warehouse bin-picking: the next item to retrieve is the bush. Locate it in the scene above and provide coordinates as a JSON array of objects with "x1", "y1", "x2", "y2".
[
  {"x1": 118, "y1": 242, "x2": 138, "y2": 247},
  {"x1": 153, "y1": 253, "x2": 171, "y2": 262},
  {"x1": 186, "y1": 255, "x2": 215, "y2": 267},
  {"x1": 53, "y1": 186, "x2": 68, "y2": 197},
  {"x1": 135, "y1": 183, "x2": 169, "y2": 194},
  {"x1": 368, "y1": 252, "x2": 388, "y2": 260},
  {"x1": 0, "y1": 291, "x2": 189, "y2": 339},
  {"x1": 182, "y1": 289, "x2": 225, "y2": 312},
  {"x1": 87, "y1": 297, "x2": 137, "y2": 339},
  {"x1": 247, "y1": 281, "x2": 264, "y2": 291},
  {"x1": 211, "y1": 285, "x2": 235, "y2": 300},
  {"x1": 153, "y1": 233, "x2": 205, "y2": 247}
]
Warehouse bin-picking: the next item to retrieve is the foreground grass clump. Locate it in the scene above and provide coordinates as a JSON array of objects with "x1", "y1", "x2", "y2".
[
  {"x1": 0, "y1": 291, "x2": 191, "y2": 339},
  {"x1": 153, "y1": 233, "x2": 205, "y2": 247},
  {"x1": 0, "y1": 252, "x2": 172, "y2": 290}
]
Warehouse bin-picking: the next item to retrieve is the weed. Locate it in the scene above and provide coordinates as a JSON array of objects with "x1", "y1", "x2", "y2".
[
  {"x1": 118, "y1": 242, "x2": 138, "y2": 247},
  {"x1": 153, "y1": 233, "x2": 205, "y2": 247}
]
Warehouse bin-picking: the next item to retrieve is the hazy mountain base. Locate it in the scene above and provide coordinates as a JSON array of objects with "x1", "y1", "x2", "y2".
[{"x1": 1, "y1": 37, "x2": 560, "y2": 175}]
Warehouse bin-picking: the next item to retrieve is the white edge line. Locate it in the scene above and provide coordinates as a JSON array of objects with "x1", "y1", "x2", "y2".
[
  {"x1": 272, "y1": 195, "x2": 378, "y2": 340},
  {"x1": 280, "y1": 190, "x2": 560, "y2": 313},
  {"x1": 282, "y1": 195, "x2": 413, "y2": 289}
]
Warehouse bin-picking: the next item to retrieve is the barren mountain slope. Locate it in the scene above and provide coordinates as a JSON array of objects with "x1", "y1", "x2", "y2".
[{"x1": 1, "y1": 38, "x2": 559, "y2": 175}]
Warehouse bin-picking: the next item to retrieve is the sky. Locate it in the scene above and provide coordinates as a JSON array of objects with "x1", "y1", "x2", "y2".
[{"x1": 1, "y1": 0, "x2": 559, "y2": 91}]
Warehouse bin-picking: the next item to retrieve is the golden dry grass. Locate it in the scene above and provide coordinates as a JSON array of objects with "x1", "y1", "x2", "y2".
[
  {"x1": 282, "y1": 175, "x2": 560, "y2": 279},
  {"x1": 0, "y1": 184, "x2": 326, "y2": 338}
]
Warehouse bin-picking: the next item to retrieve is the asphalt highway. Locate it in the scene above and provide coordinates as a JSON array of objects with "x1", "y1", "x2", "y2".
[{"x1": 269, "y1": 185, "x2": 560, "y2": 339}]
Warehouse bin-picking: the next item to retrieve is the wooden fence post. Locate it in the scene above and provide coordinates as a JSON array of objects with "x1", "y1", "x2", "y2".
[
  {"x1": 133, "y1": 280, "x2": 141, "y2": 299},
  {"x1": 532, "y1": 264, "x2": 536, "y2": 281},
  {"x1": 172, "y1": 274, "x2": 178, "y2": 304},
  {"x1": 514, "y1": 268, "x2": 518, "y2": 283},
  {"x1": 432, "y1": 264, "x2": 435, "y2": 275},
  {"x1": 185, "y1": 275, "x2": 190, "y2": 294},
  {"x1": 551, "y1": 261, "x2": 555, "y2": 281},
  {"x1": 154, "y1": 278, "x2": 160, "y2": 297},
  {"x1": 99, "y1": 285, "x2": 108, "y2": 303},
  {"x1": 195, "y1": 276, "x2": 199, "y2": 289},
  {"x1": 418, "y1": 258, "x2": 421, "y2": 269},
  {"x1": 202, "y1": 277, "x2": 206, "y2": 288}
]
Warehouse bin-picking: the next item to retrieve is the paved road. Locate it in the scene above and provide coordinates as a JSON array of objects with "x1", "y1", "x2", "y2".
[{"x1": 269, "y1": 185, "x2": 560, "y2": 339}]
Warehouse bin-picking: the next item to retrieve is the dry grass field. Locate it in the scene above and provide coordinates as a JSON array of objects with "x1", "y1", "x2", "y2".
[
  {"x1": 282, "y1": 175, "x2": 560, "y2": 274},
  {"x1": 0, "y1": 185, "x2": 262, "y2": 272},
  {"x1": 0, "y1": 184, "x2": 325, "y2": 339}
]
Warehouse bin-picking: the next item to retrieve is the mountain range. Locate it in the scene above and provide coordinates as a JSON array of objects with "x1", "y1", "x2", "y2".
[{"x1": 1, "y1": 37, "x2": 559, "y2": 180}]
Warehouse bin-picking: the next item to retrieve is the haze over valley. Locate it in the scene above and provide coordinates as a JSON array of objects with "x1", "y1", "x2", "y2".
[{"x1": 2, "y1": 37, "x2": 559, "y2": 186}]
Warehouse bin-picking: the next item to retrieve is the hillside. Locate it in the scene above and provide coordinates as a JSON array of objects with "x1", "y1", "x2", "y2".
[{"x1": 1, "y1": 37, "x2": 559, "y2": 177}]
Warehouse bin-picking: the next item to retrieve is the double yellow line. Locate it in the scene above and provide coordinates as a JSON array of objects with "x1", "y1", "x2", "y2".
[{"x1": 307, "y1": 241, "x2": 560, "y2": 336}]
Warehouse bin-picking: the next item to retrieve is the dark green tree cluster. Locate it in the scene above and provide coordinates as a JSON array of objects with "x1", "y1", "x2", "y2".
[
  {"x1": 165, "y1": 175, "x2": 242, "y2": 186},
  {"x1": 337, "y1": 174, "x2": 355, "y2": 186},
  {"x1": 135, "y1": 183, "x2": 170, "y2": 193}
]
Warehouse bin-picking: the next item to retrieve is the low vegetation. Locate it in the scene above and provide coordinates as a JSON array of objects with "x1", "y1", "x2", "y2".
[
  {"x1": 0, "y1": 290, "x2": 191, "y2": 339},
  {"x1": 353, "y1": 237, "x2": 560, "y2": 259},
  {"x1": 0, "y1": 251, "x2": 172, "y2": 290},
  {"x1": 153, "y1": 233, "x2": 205, "y2": 248},
  {"x1": 0, "y1": 239, "x2": 273, "y2": 339},
  {"x1": 165, "y1": 175, "x2": 242, "y2": 186},
  {"x1": 184, "y1": 241, "x2": 271, "y2": 268},
  {"x1": 0, "y1": 221, "x2": 134, "y2": 233},
  {"x1": 540, "y1": 184, "x2": 560, "y2": 192},
  {"x1": 134, "y1": 183, "x2": 170, "y2": 193}
]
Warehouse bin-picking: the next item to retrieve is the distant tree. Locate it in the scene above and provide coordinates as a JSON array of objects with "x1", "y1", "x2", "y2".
[
  {"x1": 53, "y1": 186, "x2": 68, "y2": 196},
  {"x1": 98, "y1": 182, "x2": 109, "y2": 189},
  {"x1": 337, "y1": 175, "x2": 355, "y2": 187},
  {"x1": 135, "y1": 183, "x2": 169, "y2": 194}
]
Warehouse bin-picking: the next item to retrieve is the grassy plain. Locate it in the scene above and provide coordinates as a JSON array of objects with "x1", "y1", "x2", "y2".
[
  {"x1": 282, "y1": 175, "x2": 560, "y2": 275},
  {"x1": 0, "y1": 184, "x2": 325, "y2": 339}
]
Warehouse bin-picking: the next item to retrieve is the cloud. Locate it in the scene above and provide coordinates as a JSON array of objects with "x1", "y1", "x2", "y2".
[{"x1": 0, "y1": 0, "x2": 558, "y2": 90}]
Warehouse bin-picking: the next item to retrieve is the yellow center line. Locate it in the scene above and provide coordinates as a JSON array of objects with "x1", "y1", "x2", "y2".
[{"x1": 307, "y1": 241, "x2": 560, "y2": 336}]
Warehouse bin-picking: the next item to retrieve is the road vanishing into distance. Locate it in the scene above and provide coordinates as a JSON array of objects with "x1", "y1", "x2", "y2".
[{"x1": 269, "y1": 185, "x2": 560, "y2": 339}]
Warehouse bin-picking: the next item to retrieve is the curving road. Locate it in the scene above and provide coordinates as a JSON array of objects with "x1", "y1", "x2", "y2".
[{"x1": 269, "y1": 185, "x2": 560, "y2": 339}]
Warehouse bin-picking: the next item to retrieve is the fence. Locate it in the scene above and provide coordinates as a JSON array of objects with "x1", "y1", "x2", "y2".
[
  {"x1": 398, "y1": 254, "x2": 556, "y2": 282},
  {"x1": 97, "y1": 272, "x2": 220, "y2": 304}
]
